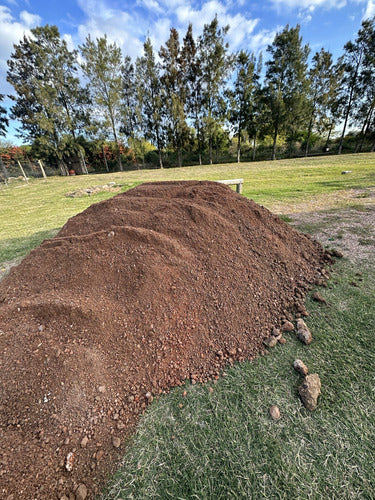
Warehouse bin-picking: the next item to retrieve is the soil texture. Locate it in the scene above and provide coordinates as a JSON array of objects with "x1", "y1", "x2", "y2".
[{"x1": 0, "y1": 181, "x2": 329, "y2": 499}]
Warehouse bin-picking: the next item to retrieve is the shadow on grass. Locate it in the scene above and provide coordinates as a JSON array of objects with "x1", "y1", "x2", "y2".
[{"x1": 0, "y1": 228, "x2": 60, "y2": 263}]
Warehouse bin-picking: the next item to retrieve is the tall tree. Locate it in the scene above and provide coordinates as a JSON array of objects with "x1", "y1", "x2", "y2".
[
  {"x1": 120, "y1": 55, "x2": 140, "y2": 167},
  {"x1": 136, "y1": 38, "x2": 165, "y2": 169},
  {"x1": 181, "y1": 23, "x2": 204, "y2": 164},
  {"x1": 0, "y1": 95, "x2": 8, "y2": 137},
  {"x1": 7, "y1": 25, "x2": 88, "y2": 173},
  {"x1": 352, "y1": 18, "x2": 375, "y2": 152},
  {"x1": 80, "y1": 34, "x2": 124, "y2": 170},
  {"x1": 227, "y1": 50, "x2": 257, "y2": 162},
  {"x1": 198, "y1": 16, "x2": 233, "y2": 164},
  {"x1": 305, "y1": 49, "x2": 341, "y2": 156},
  {"x1": 264, "y1": 25, "x2": 310, "y2": 160},
  {"x1": 337, "y1": 18, "x2": 375, "y2": 154},
  {"x1": 160, "y1": 28, "x2": 189, "y2": 167}
]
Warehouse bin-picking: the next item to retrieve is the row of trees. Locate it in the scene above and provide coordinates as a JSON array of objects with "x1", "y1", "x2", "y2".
[{"x1": 2, "y1": 16, "x2": 375, "y2": 172}]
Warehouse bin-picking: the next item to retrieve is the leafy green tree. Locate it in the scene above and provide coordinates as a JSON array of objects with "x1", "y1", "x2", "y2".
[
  {"x1": 264, "y1": 25, "x2": 310, "y2": 160},
  {"x1": 136, "y1": 38, "x2": 165, "y2": 169},
  {"x1": 0, "y1": 95, "x2": 8, "y2": 137},
  {"x1": 80, "y1": 34, "x2": 124, "y2": 170},
  {"x1": 352, "y1": 18, "x2": 375, "y2": 152},
  {"x1": 7, "y1": 25, "x2": 89, "y2": 173},
  {"x1": 198, "y1": 16, "x2": 233, "y2": 164},
  {"x1": 120, "y1": 56, "x2": 141, "y2": 167},
  {"x1": 227, "y1": 50, "x2": 258, "y2": 162},
  {"x1": 160, "y1": 28, "x2": 190, "y2": 167},
  {"x1": 247, "y1": 84, "x2": 272, "y2": 161},
  {"x1": 305, "y1": 49, "x2": 341, "y2": 155},
  {"x1": 181, "y1": 23, "x2": 205, "y2": 164},
  {"x1": 337, "y1": 18, "x2": 375, "y2": 154}
]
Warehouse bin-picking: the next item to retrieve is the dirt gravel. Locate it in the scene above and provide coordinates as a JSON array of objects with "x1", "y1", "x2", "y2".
[{"x1": 0, "y1": 181, "x2": 329, "y2": 499}]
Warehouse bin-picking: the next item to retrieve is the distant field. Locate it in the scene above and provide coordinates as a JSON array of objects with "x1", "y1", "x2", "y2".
[{"x1": 1, "y1": 153, "x2": 374, "y2": 264}]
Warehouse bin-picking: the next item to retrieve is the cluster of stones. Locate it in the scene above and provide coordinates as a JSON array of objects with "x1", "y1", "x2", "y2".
[{"x1": 268, "y1": 305, "x2": 324, "y2": 420}]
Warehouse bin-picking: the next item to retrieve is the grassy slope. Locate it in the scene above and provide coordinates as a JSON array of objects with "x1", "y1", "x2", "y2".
[{"x1": 1, "y1": 153, "x2": 374, "y2": 263}]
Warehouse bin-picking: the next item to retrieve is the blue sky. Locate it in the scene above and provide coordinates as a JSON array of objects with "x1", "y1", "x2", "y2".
[{"x1": 0, "y1": 0, "x2": 373, "y2": 143}]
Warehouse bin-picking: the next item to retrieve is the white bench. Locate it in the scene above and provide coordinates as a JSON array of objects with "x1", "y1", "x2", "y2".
[{"x1": 217, "y1": 178, "x2": 244, "y2": 194}]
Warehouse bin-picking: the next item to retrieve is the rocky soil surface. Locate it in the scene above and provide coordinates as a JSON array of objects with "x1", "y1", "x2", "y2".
[{"x1": 0, "y1": 181, "x2": 329, "y2": 499}]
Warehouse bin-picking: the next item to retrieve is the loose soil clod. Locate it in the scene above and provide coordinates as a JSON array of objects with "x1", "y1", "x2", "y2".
[
  {"x1": 297, "y1": 318, "x2": 313, "y2": 345},
  {"x1": 293, "y1": 359, "x2": 309, "y2": 376},
  {"x1": 298, "y1": 373, "x2": 321, "y2": 411},
  {"x1": 0, "y1": 181, "x2": 327, "y2": 498}
]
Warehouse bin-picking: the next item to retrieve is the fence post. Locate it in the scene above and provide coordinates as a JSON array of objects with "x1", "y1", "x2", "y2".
[
  {"x1": 38, "y1": 159, "x2": 47, "y2": 178},
  {"x1": 17, "y1": 160, "x2": 28, "y2": 183}
]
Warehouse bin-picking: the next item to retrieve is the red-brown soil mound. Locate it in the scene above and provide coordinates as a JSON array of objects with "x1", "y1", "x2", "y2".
[{"x1": 0, "y1": 181, "x2": 327, "y2": 499}]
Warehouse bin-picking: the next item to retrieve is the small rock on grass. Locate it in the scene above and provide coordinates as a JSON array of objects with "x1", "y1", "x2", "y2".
[
  {"x1": 332, "y1": 249, "x2": 343, "y2": 258},
  {"x1": 297, "y1": 318, "x2": 313, "y2": 345},
  {"x1": 281, "y1": 320, "x2": 294, "y2": 332},
  {"x1": 278, "y1": 336, "x2": 286, "y2": 345},
  {"x1": 312, "y1": 291, "x2": 327, "y2": 305},
  {"x1": 293, "y1": 359, "x2": 308, "y2": 376},
  {"x1": 298, "y1": 374, "x2": 321, "y2": 411},
  {"x1": 269, "y1": 405, "x2": 281, "y2": 420}
]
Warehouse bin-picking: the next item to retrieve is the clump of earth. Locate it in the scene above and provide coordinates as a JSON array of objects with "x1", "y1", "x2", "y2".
[{"x1": 0, "y1": 181, "x2": 329, "y2": 499}]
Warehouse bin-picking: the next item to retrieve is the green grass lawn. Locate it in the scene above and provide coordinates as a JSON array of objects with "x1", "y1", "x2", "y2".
[{"x1": 1, "y1": 153, "x2": 375, "y2": 499}]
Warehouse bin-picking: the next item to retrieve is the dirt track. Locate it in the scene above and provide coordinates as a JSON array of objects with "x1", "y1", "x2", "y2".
[{"x1": 0, "y1": 181, "x2": 329, "y2": 499}]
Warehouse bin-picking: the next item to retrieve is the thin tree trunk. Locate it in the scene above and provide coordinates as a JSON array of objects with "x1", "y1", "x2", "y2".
[
  {"x1": 209, "y1": 138, "x2": 213, "y2": 165},
  {"x1": 177, "y1": 147, "x2": 182, "y2": 168},
  {"x1": 158, "y1": 149, "x2": 163, "y2": 169},
  {"x1": 338, "y1": 57, "x2": 361, "y2": 155},
  {"x1": 199, "y1": 153, "x2": 202, "y2": 165},
  {"x1": 0, "y1": 156, "x2": 8, "y2": 186},
  {"x1": 356, "y1": 106, "x2": 373, "y2": 153},
  {"x1": 103, "y1": 147, "x2": 109, "y2": 172},
  {"x1": 237, "y1": 130, "x2": 241, "y2": 163},
  {"x1": 252, "y1": 134, "x2": 256, "y2": 161},
  {"x1": 325, "y1": 123, "x2": 333, "y2": 151},
  {"x1": 305, "y1": 113, "x2": 314, "y2": 157},
  {"x1": 58, "y1": 159, "x2": 69, "y2": 176},
  {"x1": 271, "y1": 123, "x2": 278, "y2": 160}
]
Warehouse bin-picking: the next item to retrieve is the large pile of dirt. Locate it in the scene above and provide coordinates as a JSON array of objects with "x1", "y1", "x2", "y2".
[{"x1": 0, "y1": 181, "x2": 328, "y2": 499}]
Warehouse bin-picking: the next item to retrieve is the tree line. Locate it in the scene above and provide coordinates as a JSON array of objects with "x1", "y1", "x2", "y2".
[{"x1": 1, "y1": 16, "x2": 375, "y2": 172}]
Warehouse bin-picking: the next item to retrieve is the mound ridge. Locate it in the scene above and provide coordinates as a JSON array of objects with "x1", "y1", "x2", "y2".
[{"x1": 0, "y1": 181, "x2": 327, "y2": 498}]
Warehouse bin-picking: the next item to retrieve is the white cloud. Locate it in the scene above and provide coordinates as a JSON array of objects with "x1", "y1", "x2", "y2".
[
  {"x1": 77, "y1": 0, "x2": 144, "y2": 58},
  {"x1": 62, "y1": 33, "x2": 75, "y2": 52},
  {"x1": 137, "y1": 0, "x2": 164, "y2": 13},
  {"x1": 173, "y1": 0, "x2": 260, "y2": 51},
  {"x1": 74, "y1": 0, "x2": 262, "y2": 61},
  {"x1": 363, "y1": 0, "x2": 375, "y2": 17},
  {"x1": 149, "y1": 17, "x2": 173, "y2": 54},
  {"x1": 247, "y1": 28, "x2": 278, "y2": 53},
  {"x1": 0, "y1": 6, "x2": 41, "y2": 94},
  {"x1": 19, "y1": 10, "x2": 41, "y2": 27},
  {"x1": 297, "y1": 10, "x2": 313, "y2": 22},
  {"x1": 271, "y1": 0, "x2": 347, "y2": 10}
]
